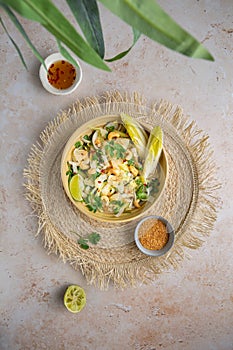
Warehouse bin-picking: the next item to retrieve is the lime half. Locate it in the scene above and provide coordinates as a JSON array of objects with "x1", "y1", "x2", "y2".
[
  {"x1": 69, "y1": 174, "x2": 83, "y2": 201},
  {"x1": 64, "y1": 285, "x2": 86, "y2": 313}
]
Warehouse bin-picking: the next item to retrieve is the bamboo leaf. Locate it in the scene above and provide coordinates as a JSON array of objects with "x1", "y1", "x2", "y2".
[
  {"x1": 2, "y1": 0, "x2": 110, "y2": 71},
  {"x1": 99, "y1": 0, "x2": 214, "y2": 61},
  {"x1": 1, "y1": 4, "x2": 45, "y2": 67},
  {"x1": 66, "y1": 0, "x2": 105, "y2": 58},
  {"x1": 105, "y1": 27, "x2": 140, "y2": 62},
  {"x1": 0, "y1": 16, "x2": 28, "y2": 69}
]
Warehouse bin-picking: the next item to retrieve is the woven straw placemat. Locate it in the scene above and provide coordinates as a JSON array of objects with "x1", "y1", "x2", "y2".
[{"x1": 24, "y1": 91, "x2": 219, "y2": 289}]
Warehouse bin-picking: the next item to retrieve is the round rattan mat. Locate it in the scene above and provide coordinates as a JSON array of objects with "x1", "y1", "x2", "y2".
[{"x1": 24, "y1": 91, "x2": 219, "y2": 289}]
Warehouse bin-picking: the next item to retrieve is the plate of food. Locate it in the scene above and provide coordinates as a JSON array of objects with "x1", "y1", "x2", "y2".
[{"x1": 61, "y1": 113, "x2": 167, "y2": 223}]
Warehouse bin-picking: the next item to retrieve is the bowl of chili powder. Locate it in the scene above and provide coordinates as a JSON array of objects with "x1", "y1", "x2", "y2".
[{"x1": 134, "y1": 215, "x2": 174, "y2": 256}]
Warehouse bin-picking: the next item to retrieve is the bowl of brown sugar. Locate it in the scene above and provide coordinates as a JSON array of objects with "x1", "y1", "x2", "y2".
[{"x1": 134, "y1": 215, "x2": 174, "y2": 257}]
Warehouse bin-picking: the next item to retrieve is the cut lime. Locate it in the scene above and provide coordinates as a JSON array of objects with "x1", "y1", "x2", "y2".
[
  {"x1": 69, "y1": 174, "x2": 82, "y2": 201},
  {"x1": 64, "y1": 285, "x2": 86, "y2": 313}
]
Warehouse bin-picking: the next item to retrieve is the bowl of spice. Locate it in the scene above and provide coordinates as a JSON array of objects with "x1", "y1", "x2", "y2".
[
  {"x1": 39, "y1": 52, "x2": 82, "y2": 95},
  {"x1": 134, "y1": 215, "x2": 174, "y2": 256}
]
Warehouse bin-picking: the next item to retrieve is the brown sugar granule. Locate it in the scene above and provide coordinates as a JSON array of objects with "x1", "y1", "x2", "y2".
[{"x1": 139, "y1": 219, "x2": 169, "y2": 250}]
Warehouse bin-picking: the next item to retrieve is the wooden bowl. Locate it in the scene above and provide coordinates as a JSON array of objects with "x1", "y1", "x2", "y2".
[{"x1": 61, "y1": 115, "x2": 168, "y2": 223}]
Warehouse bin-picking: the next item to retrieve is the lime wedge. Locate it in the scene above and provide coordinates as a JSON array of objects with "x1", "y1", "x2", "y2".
[
  {"x1": 64, "y1": 285, "x2": 86, "y2": 313},
  {"x1": 69, "y1": 174, "x2": 83, "y2": 201}
]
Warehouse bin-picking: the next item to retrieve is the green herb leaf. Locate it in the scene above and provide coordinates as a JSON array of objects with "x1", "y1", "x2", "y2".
[
  {"x1": 83, "y1": 134, "x2": 91, "y2": 141},
  {"x1": 136, "y1": 184, "x2": 148, "y2": 200},
  {"x1": 127, "y1": 159, "x2": 135, "y2": 166},
  {"x1": 83, "y1": 193, "x2": 102, "y2": 213},
  {"x1": 77, "y1": 238, "x2": 89, "y2": 249},
  {"x1": 111, "y1": 200, "x2": 124, "y2": 214},
  {"x1": 90, "y1": 171, "x2": 101, "y2": 180},
  {"x1": 75, "y1": 141, "x2": 83, "y2": 148},
  {"x1": 106, "y1": 125, "x2": 115, "y2": 133},
  {"x1": 66, "y1": 0, "x2": 105, "y2": 58},
  {"x1": 99, "y1": 0, "x2": 214, "y2": 61},
  {"x1": 87, "y1": 232, "x2": 101, "y2": 245},
  {"x1": 105, "y1": 143, "x2": 114, "y2": 158},
  {"x1": 114, "y1": 143, "x2": 126, "y2": 159},
  {"x1": 75, "y1": 231, "x2": 101, "y2": 249}
]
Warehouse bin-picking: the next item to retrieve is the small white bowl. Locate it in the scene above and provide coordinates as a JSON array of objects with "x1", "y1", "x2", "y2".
[
  {"x1": 134, "y1": 215, "x2": 175, "y2": 257},
  {"x1": 39, "y1": 52, "x2": 82, "y2": 95}
]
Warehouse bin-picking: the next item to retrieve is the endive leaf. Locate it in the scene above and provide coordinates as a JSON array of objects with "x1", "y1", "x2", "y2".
[
  {"x1": 66, "y1": 0, "x2": 105, "y2": 58},
  {"x1": 141, "y1": 126, "x2": 163, "y2": 183},
  {"x1": 2, "y1": 0, "x2": 110, "y2": 71},
  {"x1": 0, "y1": 16, "x2": 28, "y2": 69},
  {"x1": 99, "y1": 0, "x2": 214, "y2": 61},
  {"x1": 1, "y1": 4, "x2": 45, "y2": 67},
  {"x1": 105, "y1": 27, "x2": 141, "y2": 62},
  {"x1": 121, "y1": 113, "x2": 148, "y2": 159}
]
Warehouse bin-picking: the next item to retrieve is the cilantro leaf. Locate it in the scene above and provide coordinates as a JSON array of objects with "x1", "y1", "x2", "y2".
[
  {"x1": 87, "y1": 232, "x2": 101, "y2": 245},
  {"x1": 106, "y1": 125, "x2": 115, "y2": 132},
  {"x1": 77, "y1": 238, "x2": 89, "y2": 249},
  {"x1": 75, "y1": 232, "x2": 101, "y2": 249},
  {"x1": 75, "y1": 141, "x2": 82, "y2": 148},
  {"x1": 114, "y1": 143, "x2": 125, "y2": 159}
]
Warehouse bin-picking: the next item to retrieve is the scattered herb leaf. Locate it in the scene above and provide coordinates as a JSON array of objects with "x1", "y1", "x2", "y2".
[
  {"x1": 75, "y1": 141, "x2": 82, "y2": 148},
  {"x1": 77, "y1": 237, "x2": 89, "y2": 249},
  {"x1": 87, "y1": 232, "x2": 101, "y2": 245},
  {"x1": 106, "y1": 125, "x2": 115, "y2": 132},
  {"x1": 72, "y1": 231, "x2": 101, "y2": 249}
]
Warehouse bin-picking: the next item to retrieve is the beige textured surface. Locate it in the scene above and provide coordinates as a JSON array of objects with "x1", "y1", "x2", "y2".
[
  {"x1": 25, "y1": 93, "x2": 218, "y2": 289},
  {"x1": 1, "y1": 1, "x2": 233, "y2": 349}
]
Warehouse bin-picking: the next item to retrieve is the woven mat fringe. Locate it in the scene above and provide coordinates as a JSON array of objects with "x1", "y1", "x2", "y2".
[{"x1": 24, "y1": 91, "x2": 220, "y2": 289}]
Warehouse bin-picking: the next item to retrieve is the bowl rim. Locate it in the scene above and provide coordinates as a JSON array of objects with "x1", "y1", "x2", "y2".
[
  {"x1": 39, "y1": 52, "x2": 82, "y2": 95},
  {"x1": 134, "y1": 215, "x2": 175, "y2": 256},
  {"x1": 60, "y1": 115, "x2": 168, "y2": 223}
]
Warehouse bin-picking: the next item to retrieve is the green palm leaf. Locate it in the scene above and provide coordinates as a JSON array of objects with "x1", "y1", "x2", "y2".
[
  {"x1": 1, "y1": 4, "x2": 45, "y2": 67},
  {"x1": 105, "y1": 27, "x2": 141, "y2": 62},
  {"x1": 56, "y1": 40, "x2": 80, "y2": 69},
  {"x1": 2, "y1": 0, "x2": 110, "y2": 71},
  {"x1": 0, "y1": 16, "x2": 28, "y2": 69},
  {"x1": 66, "y1": 0, "x2": 105, "y2": 59},
  {"x1": 99, "y1": 0, "x2": 214, "y2": 61}
]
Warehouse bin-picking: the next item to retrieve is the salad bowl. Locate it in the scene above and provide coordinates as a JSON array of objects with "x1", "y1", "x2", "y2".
[{"x1": 61, "y1": 114, "x2": 167, "y2": 223}]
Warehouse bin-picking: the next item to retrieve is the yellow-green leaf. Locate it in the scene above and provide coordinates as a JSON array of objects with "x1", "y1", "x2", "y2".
[{"x1": 141, "y1": 126, "x2": 163, "y2": 183}]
